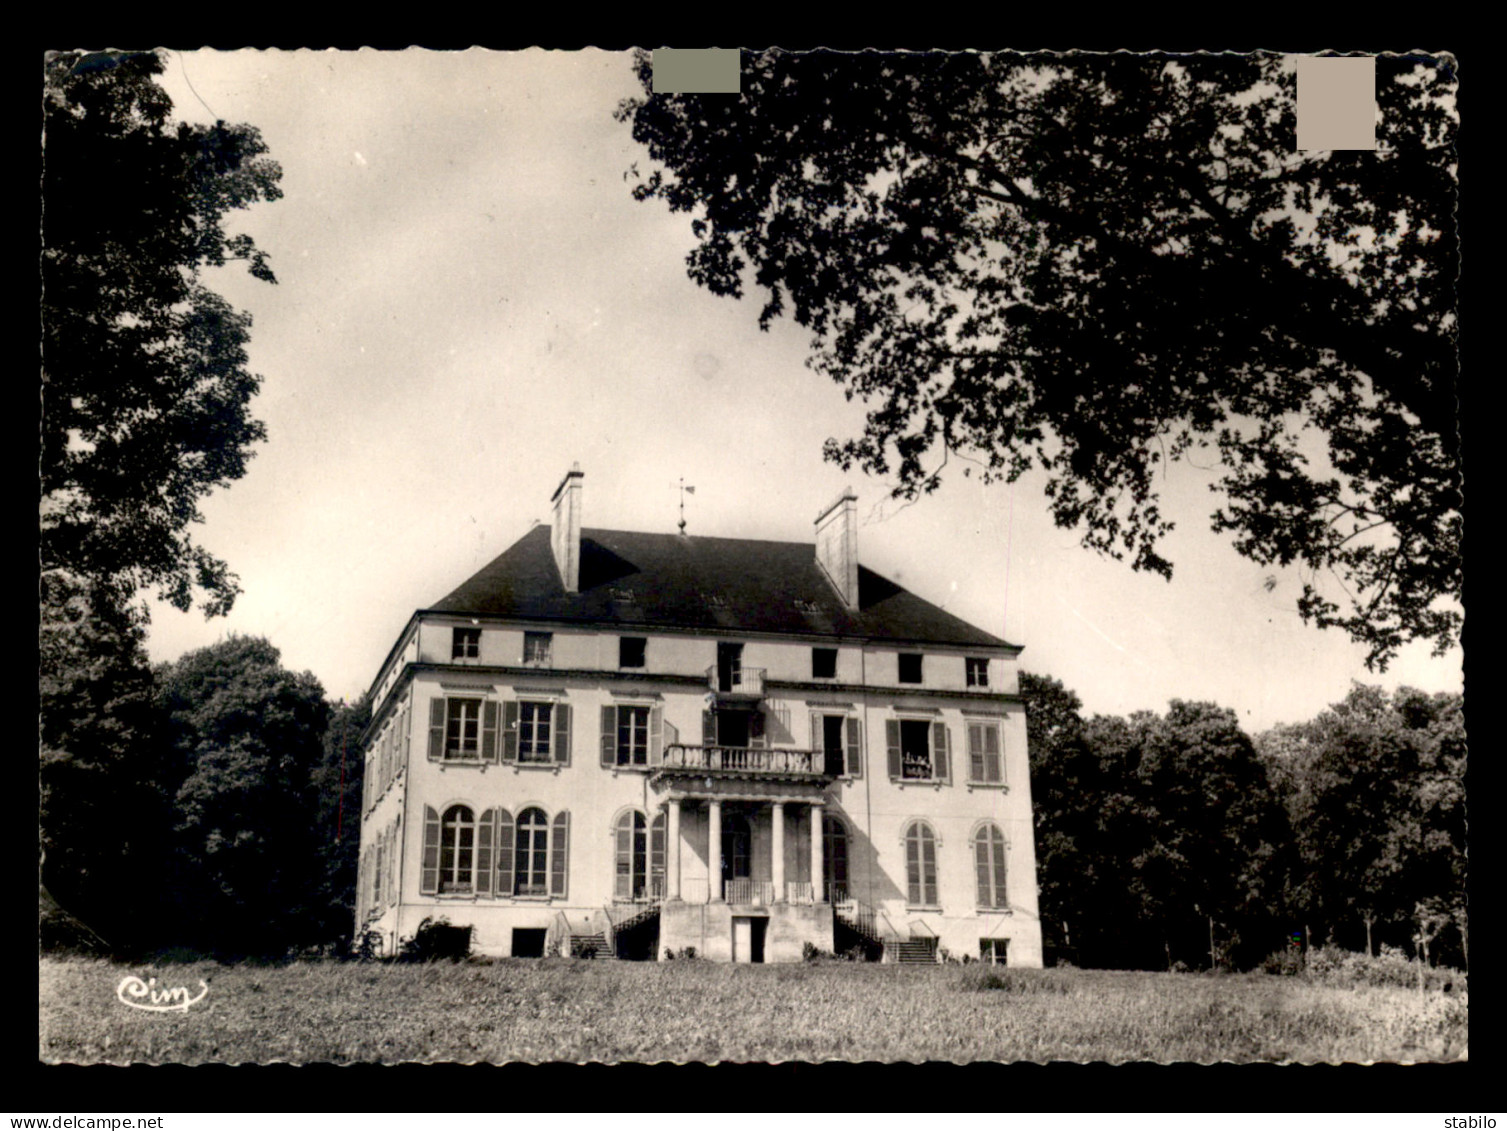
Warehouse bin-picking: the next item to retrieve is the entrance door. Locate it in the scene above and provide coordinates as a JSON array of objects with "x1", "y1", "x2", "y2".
[
  {"x1": 732, "y1": 917, "x2": 753, "y2": 963},
  {"x1": 722, "y1": 812, "x2": 752, "y2": 883}
]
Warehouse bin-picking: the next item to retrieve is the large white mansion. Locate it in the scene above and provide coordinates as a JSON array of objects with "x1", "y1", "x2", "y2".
[{"x1": 355, "y1": 467, "x2": 1042, "y2": 965}]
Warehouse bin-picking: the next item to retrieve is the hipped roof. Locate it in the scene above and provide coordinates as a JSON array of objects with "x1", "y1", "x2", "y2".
[{"x1": 425, "y1": 525, "x2": 1014, "y2": 650}]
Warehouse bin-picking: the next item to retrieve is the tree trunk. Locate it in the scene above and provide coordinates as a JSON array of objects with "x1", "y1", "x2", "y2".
[
  {"x1": 1164, "y1": 938, "x2": 1172, "y2": 972},
  {"x1": 1208, "y1": 915, "x2": 1216, "y2": 972},
  {"x1": 1363, "y1": 913, "x2": 1374, "y2": 957}
]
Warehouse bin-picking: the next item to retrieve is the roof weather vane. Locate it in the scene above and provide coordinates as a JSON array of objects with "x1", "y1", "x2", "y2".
[{"x1": 677, "y1": 478, "x2": 696, "y2": 534}]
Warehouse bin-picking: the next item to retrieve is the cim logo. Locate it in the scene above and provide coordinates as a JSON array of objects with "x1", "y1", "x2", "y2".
[{"x1": 115, "y1": 974, "x2": 209, "y2": 1013}]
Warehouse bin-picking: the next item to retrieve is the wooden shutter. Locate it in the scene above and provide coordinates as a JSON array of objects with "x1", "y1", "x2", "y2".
[
  {"x1": 600, "y1": 705, "x2": 617, "y2": 766},
  {"x1": 475, "y1": 809, "x2": 495, "y2": 896},
  {"x1": 986, "y1": 725, "x2": 1002, "y2": 783},
  {"x1": 846, "y1": 717, "x2": 863, "y2": 779},
  {"x1": 933, "y1": 721, "x2": 950, "y2": 783},
  {"x1": 749, "y1": 709, "x2": 766, "y2": 748},
  {"x1": 905, "y1": 826, "x2": 920, "y2": 904},
  {"x1": 427, "y1": 698, "x2": 445, "y2": 761},
  {"x1": 923, "y1": 829, "x2": 938, "y2": 905},
  {"x1": 495, "y1": 809, "x2": 514, "y2": 897},
  {"x1": 969, "y1": 724, "x2": 985, "y2": 782},
  {"x1": 553, "y1": 703, "x2": 571, "y2": 765},
  {"x1": 702, "y1": 709, "x2": 716, "y2": 747},
  {"x1": 482, "y1": 700, "x2": 500, "y2": 763},
  {"x1": 402, "y1": 702, "x2": 411, "y2": 766},
  {"x1": 498, "y1": 701, "x2": 516, "y2": 763},
  {"x1": 649, "y1": 705, "x2": 664, "y2": 765},
  {"x1": 387, "y1": 822, "x2": 398, "y2": 906},
  {"x1": 975, "y1": 830, "x2": 990, "y2": 907},
  {"x1": 551, "y1": 811, "x2": 570, "y2": 897},
  {"x1": 809, "y1": 712, "x2": 822, "y2": 761},
  {"x1": 886, "y1": 720, "x2": 902, "y2": 779},
  {"x1": 420, "y1": 806, "x2": 440, "y2": 895}
]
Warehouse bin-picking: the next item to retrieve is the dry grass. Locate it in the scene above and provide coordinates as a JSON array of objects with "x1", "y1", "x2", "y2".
[{"x1": 39, "y1": 956, "x2": 1468, "y2": 1065}]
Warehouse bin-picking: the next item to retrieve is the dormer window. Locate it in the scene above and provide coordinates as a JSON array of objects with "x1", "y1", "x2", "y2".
[
  {"x1": 452, "y1": 627, "x2": 481, "y2": 660},
  {"x1": 966, "y1": 657, "x2": 989, "y2": 688},
  {"x1": 898, "y1": 652, "x2": 923, "y2": 684},
  {"x1": 523, "y1": 632, "x2": 552, "y2": 667}
]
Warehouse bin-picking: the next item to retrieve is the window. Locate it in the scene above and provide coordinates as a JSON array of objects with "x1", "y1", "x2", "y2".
[
  {"x1": 614, "y1": 810, "x2": 666, "y2": 900},
  {"x1": 515, "y1": 807, "x2": 550, "y2": 896},
  {"x1": 966, "y1": 657, "x2": 989, "y2": 687},
  {"x1": 716, "y1": 642, "x2": 744, "y2": 692},
  {"x1": 904, "y1": 821, "x2": 939, "y2": 907},
  {"x1": 452, "y1": 627, "x2": 480, "y2": 660},
  {"x1": 886, "y1": 718, "x2": 950, "y2": 782},
  {"x1": 439, "y1": 805, "x2": 476, "y2": 893},
  {"x1": 503, "y1": 701, "x2": 570, "y2": 766},
  {"x1": 823, "y1": 815, "x2": 849, "y2": 902},
  {"x1": 812, "y1": 647, "x2": 837, "y2": 679},
  {"x1": 898, "y1": 653, "x2": 923, "y2": 684},
  {"x1": 517, "y1": 701, "x2": 553, "y2": 763},
  {"x1": 440, "y1": 697, "x2": 490, "y2": 761},
  {"x1": 967, "y1": 721, "x2": 1003, "y2": 784},
  {"x1": 812, "y1": 713, "x2": 863, "y2": 778},
  {"x1": 619, "y1": 636, "x2": 646, "y2": 669},
  {"x1": 523, "y1": 631, "x2": 552, "y2": 666},
  {"x1": 980, "y1": 938, "x2": 1007, "y2": 965},
  {"x1": 975, "y1": 824, "x2": 1008, "y2": 909},
  {"x1": 600, "y1": 703, "x2": 663, "y2": 767}
]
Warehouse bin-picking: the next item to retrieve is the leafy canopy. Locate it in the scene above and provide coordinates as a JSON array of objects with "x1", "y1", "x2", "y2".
[
  {"x1": 619, "y1": 50, "x2": 1460, "y2": 669},
  {"x1": 42, "y1": 50, "x2": 283, "y2": 619}
]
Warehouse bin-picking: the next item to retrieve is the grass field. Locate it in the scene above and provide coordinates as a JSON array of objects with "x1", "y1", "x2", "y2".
[{"x1": 39, "y1": 956, "x2": 1467, "y2": 1065}]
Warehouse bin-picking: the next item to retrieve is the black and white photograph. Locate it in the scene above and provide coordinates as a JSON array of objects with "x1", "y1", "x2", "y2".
[{"x1": 39, "y1": 46, "x2": 1465, "y2": 1068}]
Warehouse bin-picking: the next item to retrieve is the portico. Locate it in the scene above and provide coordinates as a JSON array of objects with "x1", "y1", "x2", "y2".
[{"x1": 652, "y1": 744, "x2": 838, "y2": 961}]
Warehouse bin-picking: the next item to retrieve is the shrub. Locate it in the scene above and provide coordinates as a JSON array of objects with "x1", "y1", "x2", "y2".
[
  {"x1": 399, "y1": 917, "x2": 472, "y2": 963},
  {"x1": 1305, "y1": 945, "x2": 1463, "y2": 992},
  {"x1": 1260, "y1": 946, "x2": 1304, "y2": 976}
]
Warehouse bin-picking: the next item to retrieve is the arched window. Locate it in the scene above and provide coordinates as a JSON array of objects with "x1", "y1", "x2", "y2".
[
  {"x1": 439, "y1": 805, "x2": 476, "y2": 893},
  {"x1": 515, "y1": 807, "x2": 550, "y2": 895},
  {"x1": 975, "y1": 824, "x2": 1008, "y2": 909},
  {"x1": 822, "y1": 814, "x2": 849, "y2": 902},
  {"x1": 722, "y1": 812, "x2": 751, "y2": 881},
  {"x1": 614, "y1": 810, "x2": 667, "y2": 901},
  {"x1": 904, "y1": 821, "x2": 938, "y2": 907}
]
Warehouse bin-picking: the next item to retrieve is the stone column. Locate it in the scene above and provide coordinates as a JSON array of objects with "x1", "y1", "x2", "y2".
[
  {"x1": 810, "y1": 803, "x2": 825, "y2": 901},
  {"x1": 771, "y1": 802, "x2": 785, "y2": 902},
  {"x1": 708, "y1": 799, "x2": 723, "y2": 902},
  {"x1": 666, "y1": 798, "x2": 682, "y2": 901}
]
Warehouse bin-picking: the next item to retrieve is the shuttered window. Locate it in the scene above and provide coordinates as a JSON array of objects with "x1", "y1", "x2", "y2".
[
  {"x1": 905, "y1": 821, "x2": 939, "y2": 907},
  {"x1": 968, "y1": 722, "x2": 1003, "y2": 784},
  {"x1": 886, "y1": 719, "x2": 950, "y2": 783},
  {"x1": 518, "y1": 702, "x2": 553, "y2": 762},
  {"x1": 550, "y1": 811, "x2": 570, "y2": 898},
  {"x1": 975, "y1": 824, "x2": 1008, "y2": 909}
]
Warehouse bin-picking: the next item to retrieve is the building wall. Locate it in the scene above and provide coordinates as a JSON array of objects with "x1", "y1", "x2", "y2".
[{"x1": 356, "y1": 618, "x2": 1042, "y2": 965}]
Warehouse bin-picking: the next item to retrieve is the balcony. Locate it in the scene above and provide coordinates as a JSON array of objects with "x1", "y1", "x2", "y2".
[
  {"x1": 707, "y1": 664, "x2": 765, "y2": 698},
  {"x1": 658, "y1": 744, "x2": 824, "y2": 776}
]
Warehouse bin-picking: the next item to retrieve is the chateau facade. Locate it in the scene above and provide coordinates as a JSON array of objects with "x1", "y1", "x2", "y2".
[{"x1": 355, "y1": 467, "x2": 1042, "y2": 965}]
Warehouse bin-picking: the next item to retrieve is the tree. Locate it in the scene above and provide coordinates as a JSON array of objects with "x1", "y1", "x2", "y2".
[
  {"x1": 39, "y1": 571, "x2": 171, "y2": 950},
  {"x1": 307, "y1": 695, "x2": 372, "y2": 949},
  {"x1": 155, "y1": 637, "x2": 330, "y2": 954},
  {"x1": 1257, "y1": 684, "x2": 1466, "y2": 962},
  {"x1": 41, "y1": 50, "x2": 282, "y2": 620},
  {"x1": 619, "y1": 50, "x2": 1460, "y2": 669}
]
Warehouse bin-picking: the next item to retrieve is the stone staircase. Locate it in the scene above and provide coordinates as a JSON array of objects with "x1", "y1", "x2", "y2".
[
  {"x1": 570, "y1": 933, "x2": 612, "y2": 959},
  {"x1": 892, "y1": 938, "x2": 939, "y2": 964}
]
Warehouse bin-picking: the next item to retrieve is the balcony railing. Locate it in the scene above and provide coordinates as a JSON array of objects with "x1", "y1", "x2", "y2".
[
  {"x1": 707, "y1": 665, "x2": 765, "y2": 696},
  {"x1": 786, "y1": 881, "x2": 818, "y2": 905},
  {"x1": 613, "y1": 876, "x2": 665, "y2": 904},
  {"x1": 660, "y1": 744, "x2": 821, "y2": 775},
  {"x1": 725, "y1": 879, "x2": 776, "y2": 906}
]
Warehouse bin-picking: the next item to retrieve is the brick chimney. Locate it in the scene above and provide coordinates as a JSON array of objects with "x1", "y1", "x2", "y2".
[
  {"x1": 814, "y1": 487, "x2": 859, "y2": 609},
  {"x1": 550, "y1": 463, "x2": 583, "y2": 592}
]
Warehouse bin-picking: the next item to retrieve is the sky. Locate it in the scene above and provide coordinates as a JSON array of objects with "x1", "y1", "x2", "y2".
[{"x1": 133, "y1": 47, "x2": 1462, "y2": 733}]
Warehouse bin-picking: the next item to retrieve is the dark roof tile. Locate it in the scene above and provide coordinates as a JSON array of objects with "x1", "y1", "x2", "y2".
[{"x1": 427, "y1": 525, "x2": 1014, "y2": 649}]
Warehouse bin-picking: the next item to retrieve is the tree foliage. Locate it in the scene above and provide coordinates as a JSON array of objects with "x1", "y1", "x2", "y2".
[
  {"x1": 1256, "y1": 684, "x2": 1466, "y2": 960},
  {"x1": 619, "y1": 50, "x2": 1460, "y2": 668},
  {"x1": 155, "y1": 636, "x2": 330, "y2": 953},
  {"x1": 39, "y1": 572, "x2": 169, "y2": 949},
  {"x1": 307, "y1": 696, "x2": 372, "y2": 948},
  {"x1": 41, "y1": 50, "x2": 282, "y2": 619}
]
